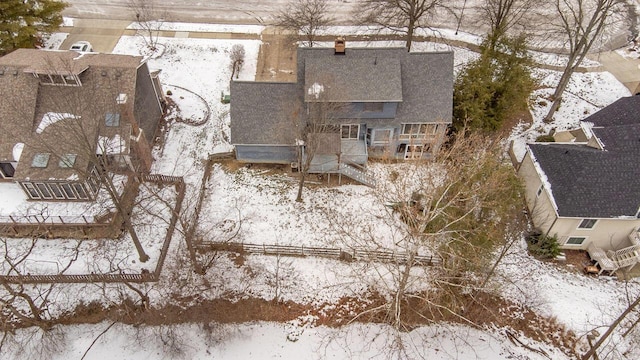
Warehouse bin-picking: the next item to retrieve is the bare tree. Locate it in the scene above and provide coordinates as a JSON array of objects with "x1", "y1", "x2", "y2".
[
  {"x1": 543, "y1": 0, "x2": 625, "y2": 123},
  {"x1": 357, "y1": 0, "x2": 446, "y2": 51},
  {"x1": 273, "y1": 0, "x2": 333, "y2": 47},
  {"x1": 0, "y1": 56, "x2": 153, "y2": 262},
  {"x1": 229, "y1": 44, "x2": 246, "y2": 80},
  {"x1": 479, "y1": 0, "x2": 539, "y2": 50},
  {"x1": 291, "y1": 79, "x2": 344, "y2": 202},
  {"x1": 127, "y1": 0, "x2": 167, "y2": 51},
  {"x1": 0, "y1": 234, "x2": 82, "y2": 353},
  {"x1": 323, "y1": 131, "x2": 525, "y2": 339}
]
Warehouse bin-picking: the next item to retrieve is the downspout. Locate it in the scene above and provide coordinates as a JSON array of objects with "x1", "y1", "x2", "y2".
[{"x1": 544, "y1": 216, "x2": 558, "y2": 239}]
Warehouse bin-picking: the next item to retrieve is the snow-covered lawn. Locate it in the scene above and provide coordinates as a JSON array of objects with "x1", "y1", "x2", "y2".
[{"x1": 2, "y1": 24, "x2": 639, "y2": 359}]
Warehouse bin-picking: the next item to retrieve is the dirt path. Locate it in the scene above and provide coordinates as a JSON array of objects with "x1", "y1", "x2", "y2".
[{"x1": 255, "y1": 26, "x2": 297, "y2": 82}]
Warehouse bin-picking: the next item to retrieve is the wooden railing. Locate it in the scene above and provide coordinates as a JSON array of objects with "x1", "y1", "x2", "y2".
[{"x1": 198, "y1": 241, "x2": 440, "y2": 266}]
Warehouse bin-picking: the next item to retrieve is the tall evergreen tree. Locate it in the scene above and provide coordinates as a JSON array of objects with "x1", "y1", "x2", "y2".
[
  {"x1": 0, "y1": 0, "x2": 67, "y2": 55},
  {"x1": 453, "y1": 35, "x2": 535, "y2": 132}
]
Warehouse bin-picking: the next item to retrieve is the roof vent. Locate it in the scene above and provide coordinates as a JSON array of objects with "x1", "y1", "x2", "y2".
[
  {"x1": 116, "y1": 93, "x2": 128, "y2": 104},
  {"x1": 335, "y1": 37, "x2": 345, "y2": 55},
  {"x1": 0, "y1": 69, "x2": 4, "y2": 76},
  {"x1": 101, "y1": 70, "x2": 108, "y2": 77},
  {"x1": 12, "y1": 69, "x2": 18, "y2": 76}
]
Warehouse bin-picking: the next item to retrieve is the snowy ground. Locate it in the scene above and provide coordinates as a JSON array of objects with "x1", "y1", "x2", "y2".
[{"x1": 2, "y1": 22, "x2": 640, "y2": 359}]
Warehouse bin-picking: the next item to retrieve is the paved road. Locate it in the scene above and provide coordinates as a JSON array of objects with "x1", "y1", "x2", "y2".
[
  {"x1": 61, "y1": 0, "x2": 358, "y2": 25},
  {"x1": 57, "y1": 16, "x2": 640, "y2": 94}
]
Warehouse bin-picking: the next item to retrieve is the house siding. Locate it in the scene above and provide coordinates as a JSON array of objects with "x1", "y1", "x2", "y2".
[
  {"x1": 551, "y1": 217, "x2": 640, "y2": 251},
  {"x1": 235, "y1": 145, "x2": 298, "y2": 164},
  {"x1": 340, "y1": 102, "x2": 398, "y2": 119},
  {"x1": 518, "y1": 150, "x2": 559, "y2": 235}
]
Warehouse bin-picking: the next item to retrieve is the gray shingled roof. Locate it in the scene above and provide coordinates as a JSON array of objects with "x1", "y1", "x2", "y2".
[
  {"x1": 582, "y1": 96, "x2": 640, "y2": 127},
  {"x1": 304, "y1": 57, "x2": 402, "y2": 102},
  {"x1": 230, "y1": 81, "x2": 300, "y2": 144},
  {"x1": 298, "y1": 48, "x2": 453, "y2": 125},
  {"x1": 230, "y1": 46, "x2": 453, "y2": 147},
  {"x1": 529, "y1": 95, "x2": 640, "y2": 218}
]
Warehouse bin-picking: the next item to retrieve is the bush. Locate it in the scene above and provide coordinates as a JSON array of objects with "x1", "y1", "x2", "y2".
[
  {"x1": 535, "y1": 135, "x2": 555, "y2": 142},
  {"x1": 527, "y1": 232, "x2": 561, "y2": 259}
]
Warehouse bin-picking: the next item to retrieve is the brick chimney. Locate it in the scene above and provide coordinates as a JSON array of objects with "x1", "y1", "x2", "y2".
[{"x1": 335, "y1": 37, "x2": 345, "y2": 55}]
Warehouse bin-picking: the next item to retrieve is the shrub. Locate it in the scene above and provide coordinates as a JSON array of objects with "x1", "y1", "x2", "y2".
[{"x1": 527, "y1": 232, "x2": 561, "y2": 259}]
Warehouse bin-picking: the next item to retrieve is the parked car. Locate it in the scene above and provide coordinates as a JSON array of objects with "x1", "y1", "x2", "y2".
[{"x1": 69, "y1": 41, "x2": 93, "y2": 52}]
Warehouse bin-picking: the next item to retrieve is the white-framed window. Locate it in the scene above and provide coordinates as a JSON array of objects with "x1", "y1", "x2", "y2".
[
  {"x1": 341, "y1": 124, "x2": 359, "y2": 139},
  {"x1": 405, "y1": 145, "x2": 424, "y2": 160},
  {"x1": 536, "y1": 185, "x2": 543, "y2": 197},
  {"x1": 578, "y1": 219, "x2": 597, "y2": 229},
  {"x1": 35, "y1": 183, "x2": 53, "y2": 199},
  {"x1": 22, "y1": 183, "x2": 41, "y2": 199},
  {"x1": 36, "y1": 73, "x2": 82, "y2": 86},
  {"x1": 48, "y1": 183, "x2": 66, "y2": 199},
  {"x1": 566, "y1": 237, "x2": 586, "y2": 245},
  {"x1": 400, "y1": 123, "x2": 437, "y2": 139},
  {"x1": 371, "y1": 129, "x2": 392, "y2": 145},
  {"x1": 61, "y1": 183, "x2": 77, "y2": 199}
]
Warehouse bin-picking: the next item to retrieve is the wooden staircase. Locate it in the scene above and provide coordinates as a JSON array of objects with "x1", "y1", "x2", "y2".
[{"x1": 338, "y1": 162, "x2": 376, "y2": 187}]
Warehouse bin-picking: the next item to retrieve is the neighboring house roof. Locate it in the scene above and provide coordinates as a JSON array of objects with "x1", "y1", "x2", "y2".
[
  {"x1": 0, "y1": 49, "x2": 161, "y2": 182},
  {"x1": 527, "y1": 95, "x2": 640, "y2": 219},
  {"x1": 582, "y1": 96, "x2": 640, "y2": 127},
  {"x1": 231, "y1": 46, "x2": 453, "y2": 146}
]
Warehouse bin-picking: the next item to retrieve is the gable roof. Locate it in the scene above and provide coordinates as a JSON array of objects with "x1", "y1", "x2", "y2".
[
  {"x1": 231, "y1": 46, "x2": 453, "y2": 146},
  {"x1": 528, "y1": 95, "x2": 640, "y2": 218}
]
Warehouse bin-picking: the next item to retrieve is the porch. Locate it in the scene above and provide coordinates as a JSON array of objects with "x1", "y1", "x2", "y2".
[
  {"x1": 586, "y1": 227, "x2": 640, "y2": 275},
  {"x1": 307, "y1": 138, "x2": 374, "y2": 187}
]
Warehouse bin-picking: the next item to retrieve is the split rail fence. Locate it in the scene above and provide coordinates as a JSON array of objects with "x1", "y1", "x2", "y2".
[{"x1": 199, "y1": 241, "x2": 441, "y2": 267}]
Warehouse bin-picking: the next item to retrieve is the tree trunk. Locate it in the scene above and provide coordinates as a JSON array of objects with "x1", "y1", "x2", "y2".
[
  {"x1": 296, "y1": 171, "x2": 306, "y2": 202},
  {"x1": 406, "y1": 17, "x2": 415, "y2": 51},
  {"x1": 543, "y1": 52, "x2": 580, "y2": 123},
  {"x1": 581, "y1": 295, "x2": 640, "y2": 360},
  {"x1": 103, "y1": 174, "x2": 149, "y2": 263}
]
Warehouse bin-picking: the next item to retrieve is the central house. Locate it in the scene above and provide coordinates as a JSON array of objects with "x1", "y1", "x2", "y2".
[{"x1": 230, "y1": 40, "x2": 453, "y2": 185}]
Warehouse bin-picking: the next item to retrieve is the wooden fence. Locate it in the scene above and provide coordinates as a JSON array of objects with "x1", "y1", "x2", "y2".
[
  {"x1": 199, "y1": 242, "x2": 440, "y2": 267},
  {"x1": 0, "y1": 175, "x2": 186, "y2": 284}
]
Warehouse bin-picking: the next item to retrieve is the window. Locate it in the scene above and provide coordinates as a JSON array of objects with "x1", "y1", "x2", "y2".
[
  {"x1": 105, "y1": 113, "x2": 120, "y2": 127},
  {"x1": 48, "y1": 183, "x2": 65, "y2": 199},
  {"x1": 61, "y1": 183, "x2": 77, "y2": 199},
  {"x1": 0, "y1": 162, "x2": 15, "y2": 178},
  {"x1": 35, "y1": 183, "x2": 53, "y2": 199},
  {"x1": 73, "y1": 183, "x2": 89, "y2": 199},
  {"x1": 31, "y1": 153, "x2": 50, "y2": 168},
  {"x1": 536, "y1": 185, "x2": 544, "y2": 197},
  {"x1": 566, "y1": 237, "x2": 586, "y2": 245},
  {"x1": 578, "y1": 219, "x2": 597, "y2": 229},
  {"x1": 372, "y1": 129, "x2": 392, "y2": 145},
  {"x1": 341, "y1": 124, "x2": 359, "y2": 139},
  {"x1": 363, "y1": 102, "x2": 384, "y2": 112},
  {"x1": 22, "y1": 183, "x2": 40, "y2": 199},
  {"x1": 59, "y1": 154, "x2": 77, "y2": 168},
  {"x1": 405, "y1": 145, "x2": 424, "y2": 160}
]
